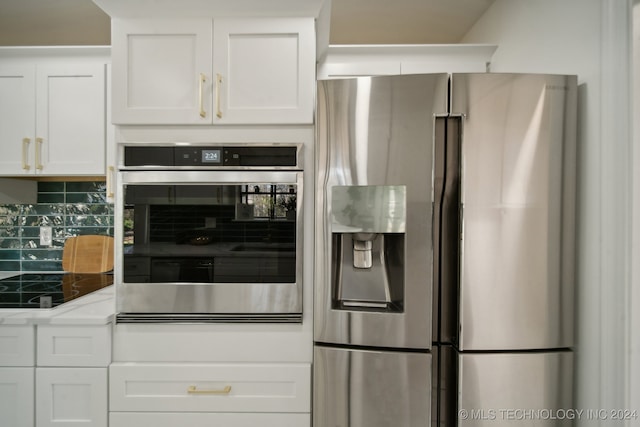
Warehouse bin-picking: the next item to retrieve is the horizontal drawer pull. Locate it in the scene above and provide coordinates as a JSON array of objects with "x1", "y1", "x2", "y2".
[{"x1": 187, "y1": 385, "x2": 231, "y2": 395}]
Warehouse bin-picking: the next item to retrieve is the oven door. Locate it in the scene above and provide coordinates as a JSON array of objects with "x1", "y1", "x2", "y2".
[{"x1": 115, "y1": 170, "x2": 303, "y2": 323}]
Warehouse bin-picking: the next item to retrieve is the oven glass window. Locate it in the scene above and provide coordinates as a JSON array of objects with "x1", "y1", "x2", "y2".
[{"x1": 122, "y1": 183, "x2": 297, "y2": 284}]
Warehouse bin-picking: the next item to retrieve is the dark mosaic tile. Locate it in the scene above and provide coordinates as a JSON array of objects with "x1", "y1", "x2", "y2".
[
  {"x1": 0, "y1": 227, "x2": 19, "y2": 238},
  {"x1": 21, "y1": 239, "x2": 39, "y2": 249},
  {"x1": 65, "y1": 215, "x2": 113, "y2": 227},
  {"x1": 21, "y1": 260, "x2": 62, "y2": 272},
  {"x1": 21, "y1": 249, "x2": 63, "y2": 261},
  {"x1": 0, "y1": 250, "x2": 20, "y2": 260},
  {"x1": 66, "y1": 227, "x2": 113, "y2": 237},
  {"x1": 20, "y1": 226, "x2": 65, "y2": 239},
  {"x1": 66, "y1": 204, "x2": 114, "y2": 216},
  {"x1": 66, "y1": 181, "x2": 106, "y2": 193},
  {"x1": 22, "y1": 205, "x2": 65, "y2": 216},
  {"x1": 66, "y1": 192, "x2": 107, "y2": 204},
  {"x1": 0, "y1": 260, "x2": 20, "y2": 271},
  {"x1": 22, "y1": 215, "x2": 65, "y2": 227},
  {"x1": 0, "y1": 215, "x2": 19, "y2": 227},
  {"x1": 37, "y1": 182, "x2": 64, "y2": 192},
  {"x1": 0, "y1": 181, "x2": 114, "y2": 273},
  {"x1": 0, "y1": 238, "x2": 22, "y2": 249},
  {"x1": 21, "y1": 237, "x2": 64, "y2": 250},
  {"x1": 0, "y1": 206, "x2": 21, "y2": 215},
  {"x1": 37, "y1": 193, "x2": 65, "y2": 203}
]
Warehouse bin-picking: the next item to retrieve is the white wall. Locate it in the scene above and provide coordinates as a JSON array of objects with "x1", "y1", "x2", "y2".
[
  {"x1": 632, "y1": 2, "x2": 640, "y2": 423},
  {"x1": 462, "y1": 1, "x2": 634, "y2": 425}
]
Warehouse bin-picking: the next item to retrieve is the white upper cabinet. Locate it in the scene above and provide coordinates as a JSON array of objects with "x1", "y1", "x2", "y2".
[
  {"x1": 111, "y1": 18, "x2": 315, "y2": 125},
  {"x1": 36, "y1": 65, "x2": 106, "y2": 175},
  {"x1": 317, "y1": 45, "x2": 498, "y2": 79},
  {"x1": 212, "y1": 18, "x2": 314, "y2": 124},
  {"x1": 0, "y1": 62, "x2": 106, "y2": 176},
  {"x1": 111, "y1": 19, "x2": 212, "y2": 124},
  {"x1": 0, "y1": 66, "x2": 36, "y2": 175}
]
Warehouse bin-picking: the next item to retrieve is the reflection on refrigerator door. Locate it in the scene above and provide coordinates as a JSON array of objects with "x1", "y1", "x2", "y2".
[{"x1": 314, "y1": 346, "x2": 431, "y2": 427}]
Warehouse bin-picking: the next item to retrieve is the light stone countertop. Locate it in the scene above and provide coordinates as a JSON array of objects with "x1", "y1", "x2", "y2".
[{"x1": 0, "y1": 271, "x2": 115, "y2": 326}]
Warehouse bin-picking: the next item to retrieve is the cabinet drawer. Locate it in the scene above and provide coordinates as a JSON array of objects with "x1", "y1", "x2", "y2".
[
  {"x1": 37, "y1": 325, "x2": 111, "y2": 367},
  {"x1": 110, "y1": 363, "x2": 311, "y2": 413},
  {"x1": 110, "y1": 412, "x2": 310, "y2": 427},
  {"x1": 0, "y1": 325, "x2": 35, "y2": 366}
]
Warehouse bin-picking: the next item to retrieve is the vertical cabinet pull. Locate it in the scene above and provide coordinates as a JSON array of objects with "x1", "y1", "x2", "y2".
[
  {"x1": 199, "y1": 73, "x2": 207, "y2": 118},
  {"x1": 22, "y1": 138, "x2": 31, "y2": 170},
  {"x1": 215, "y1": 73, "x2": 223, "y2": 119},
  {"x1": 107, "y1": 166, "x2": 115, "y2": 198},
  {"x1": 35, "y1": 137, "x2": 44, "y2": 170}
]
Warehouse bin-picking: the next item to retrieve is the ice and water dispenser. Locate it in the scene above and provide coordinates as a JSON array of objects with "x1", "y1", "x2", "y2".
[{"x1": 330, "y1": 185, "x2": 406, "y2": 311}]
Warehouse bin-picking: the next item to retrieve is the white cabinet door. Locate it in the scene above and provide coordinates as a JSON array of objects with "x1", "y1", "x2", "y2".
[
  {"x1": 0, "y1": 66, "x2": 36, "y2": 175},
  {"x1": 36, "y1": 64, "x2": 106, "y2": 175},
  {"x1": 0, "y1": 368, "x2": 34, "y2": 427},
  {"x1": 36, "y1": 367, "x2": 107, "y2": 427},
  {"x1": 212, "y1": 18, "x2": 314, "y2": 124},
  {"x1": 111, "y1": 19, "x2": 213, "y2": 124}
]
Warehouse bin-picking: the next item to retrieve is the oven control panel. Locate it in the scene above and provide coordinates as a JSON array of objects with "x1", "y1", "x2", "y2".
[{"x1": 123, "y1": 145, "x2": 299, "y2": 168}]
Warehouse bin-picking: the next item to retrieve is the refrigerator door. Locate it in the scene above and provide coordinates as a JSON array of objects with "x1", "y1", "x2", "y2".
[
  {"x1": 315, "y1": 74, "x2": 449, "y2": 350},
  {"x1": 452, "y1": 73, "x2": 577, "y2": 351},
  {"x1": 314, "y1": 346, "x2": 431, "y2": 427},
  {"x1": 457, "y1": 351, "x2": 574, "y2": 426}
]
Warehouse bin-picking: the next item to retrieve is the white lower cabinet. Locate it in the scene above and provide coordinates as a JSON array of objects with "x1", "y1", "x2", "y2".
[
  {"x1": 0, "y1": 323, "x2": 112, "y2": 427},
  {"x1": 110, "y1": 412, "x2": 310, "y2": 427},
  {"x1": 0, "y1": 325, "x2": 35, "y2": 427},
  {"x1": 35, "y1": 325, "x2": 111, "y2": 427},
  {"x1": 0, "y1": 367, "x2": 34, "y2": 427},
  {"x1": 36, "y1": 368, "x2": 108, "y2": 427},
  {"x1": 110, "y1": 362, "x2": 311, "y2": 427}
]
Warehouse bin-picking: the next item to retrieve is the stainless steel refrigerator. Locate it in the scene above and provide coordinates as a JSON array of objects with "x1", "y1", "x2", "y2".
[{"x1": 314, "y1": 73, "x2": 577, "y2": 427}]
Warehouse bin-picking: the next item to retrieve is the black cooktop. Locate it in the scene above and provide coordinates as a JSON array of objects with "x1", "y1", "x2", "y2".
[{"x1": 0, "y1": 273, "x2": 113, "y2": 309}]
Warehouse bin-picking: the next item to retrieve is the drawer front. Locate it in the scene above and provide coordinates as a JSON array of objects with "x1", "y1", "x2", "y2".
[
  {"x1": 110, "y1": 363, "x2": 311, "y2": 413},
  {"x1": 110, "y1": 412, "x2": 310, "y2": 427},
  {"x1": 37, "y1": 325, "x2": 111, "y2": 367},
  {"x1": 0, "y1": 325, "x2": 35, "y2": 366}
]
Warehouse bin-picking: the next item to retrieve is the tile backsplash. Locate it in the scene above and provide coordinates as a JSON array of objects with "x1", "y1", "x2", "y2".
[{"x1": 0, "y1": 181, "x2": 113, "y2": 272}]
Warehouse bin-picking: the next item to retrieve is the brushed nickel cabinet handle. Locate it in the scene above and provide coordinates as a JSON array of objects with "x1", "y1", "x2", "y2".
[
  {"x1": 199, "y1": 73, "x2": 207, "y2": 118},
  {"x1": 215, "y1": 73, "x2": 222, "y2": 119},
  {"x1": 22, "y1": 138, "x2": 31, "y2": 170},
  {"x1": 107, "y1": 166, "x2": 115, "y2": 198},
  {"x1": 187, "y1": 385, "x2": 231, "y2": 395},
  {"x1": 35, "y1": 137, "x2": 44, "y2": 170}
]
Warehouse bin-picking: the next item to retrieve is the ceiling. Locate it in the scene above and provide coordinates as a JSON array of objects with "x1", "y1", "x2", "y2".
[{"x1": 0, "y1": 0, "x2": 495, "y2": 46}]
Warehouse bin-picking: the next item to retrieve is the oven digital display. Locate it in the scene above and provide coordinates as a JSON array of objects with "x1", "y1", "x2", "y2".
[{"x1": 201, "y1": 149, "x2": 221, "y2": 163}]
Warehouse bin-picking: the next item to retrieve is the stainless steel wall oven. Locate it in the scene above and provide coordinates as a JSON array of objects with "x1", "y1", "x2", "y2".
[{"x1": 115, "y1": 144, "x2": 303, "y2": 323}]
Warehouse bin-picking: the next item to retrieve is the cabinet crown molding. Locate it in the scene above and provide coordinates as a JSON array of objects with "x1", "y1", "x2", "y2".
[{"x1": 92, "y1": 0, "x2": 326, "y2": 18}]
